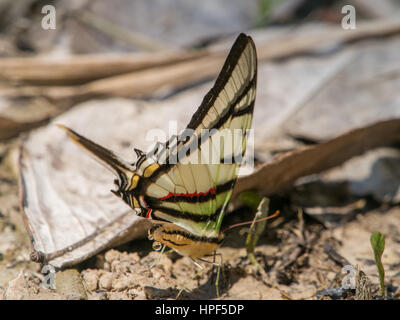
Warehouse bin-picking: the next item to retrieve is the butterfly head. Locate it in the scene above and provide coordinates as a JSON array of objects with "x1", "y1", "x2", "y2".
[
  {"x1": 110, "y1": 169, "x2": 141, "y2": 210},
  {"x1": 111, "y1": 148, "x2": 160, "y2": 214}
]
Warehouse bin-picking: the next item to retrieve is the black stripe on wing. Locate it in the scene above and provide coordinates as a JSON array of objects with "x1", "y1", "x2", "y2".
[
  {"x1": 151, "y1": 206, "x2": 221, "y2": 222},
  {"x1": 177, "y1": 82, "x2": 255, "y2": 159},
  {"x1": 148, "y1": 33, "x2": 256, "y2": 177},
  {"x1": 187, "y1": 33, "x2": 256, "y2": 131},
  {"x1": 161, "y1": 229, "x2": 223, "y2": 244},
  {"x1": 146, "y1": 178, "x2": 235, "y2": 204}
]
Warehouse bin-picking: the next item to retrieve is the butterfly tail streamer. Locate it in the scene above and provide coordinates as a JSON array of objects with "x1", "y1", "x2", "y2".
[{"x1": 57, "y1": 124, "x2": 134, "y2": 187}]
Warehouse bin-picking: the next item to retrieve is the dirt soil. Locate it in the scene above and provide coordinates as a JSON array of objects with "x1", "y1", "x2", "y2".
[{"x1": 1, "y1": 139, "x2": 399, "y2": 300}]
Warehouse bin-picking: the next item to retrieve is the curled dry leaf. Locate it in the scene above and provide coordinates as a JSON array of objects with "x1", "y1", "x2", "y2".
[
  {"x1": 19, "y1": 100, "x2": 153, "y2": 268},
  {"x1": 0, "y1": 51, "x2": 205, "y2": 86},
  {"x1": 233, "y1": 119, "x2": 400, "y2": 199}
]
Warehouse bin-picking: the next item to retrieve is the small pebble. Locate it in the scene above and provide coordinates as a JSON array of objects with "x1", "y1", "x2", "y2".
[
  {"x1": 98, "y1": 272, "x2": 114, "y2": 290},
  {"x1": 112, "y1": 276, "x2": 128, "y2": 291},
  {"x1": 82, "y1": 271, "x2": 98, "y2": 292},
  {"x1": 108, "y1": 291, "x2": 130, "y2": 300},
  {"x1": 104, "y1": 250, "x2": 120, "y2": 264}
]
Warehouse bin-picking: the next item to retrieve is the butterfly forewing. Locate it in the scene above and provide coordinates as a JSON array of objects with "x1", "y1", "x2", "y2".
[{"x1": 143, "y1": 33, "x2": 257, "y2": 237}]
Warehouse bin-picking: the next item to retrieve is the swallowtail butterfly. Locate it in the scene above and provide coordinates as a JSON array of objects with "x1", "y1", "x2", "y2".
[{"x1": 58, "y1": 33, "x2": 257, "y2": 260}]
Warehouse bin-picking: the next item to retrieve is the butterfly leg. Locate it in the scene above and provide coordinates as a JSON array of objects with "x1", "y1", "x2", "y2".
[
  {"x1": 176, "y1": 259, "x2": 205, "y2": 299},
  {"x1": 190, "y1": 257, "x2": 205, "y2": 270},
  {"x1": 214, "y1": 253, "x2": 224, "y2": 298},
  {"x1": 199, "y1": 252, "x2": 224, "y2": 298},
  {"x1": 149, "y1": 244, "x2": 167, "y2": 270}
]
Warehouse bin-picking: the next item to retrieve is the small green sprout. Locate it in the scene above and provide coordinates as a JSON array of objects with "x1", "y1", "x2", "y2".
[
  {"x1": 239, "y1": 191, "x2": 269, "y2": 272},
  {"x1": 370, "y1": 232, "x2": 385, "y2": 297}
]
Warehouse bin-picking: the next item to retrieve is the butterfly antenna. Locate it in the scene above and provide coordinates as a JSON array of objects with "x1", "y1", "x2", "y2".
[{"x1": 221, "y1": 210, "x2": 280, "y2": 234}]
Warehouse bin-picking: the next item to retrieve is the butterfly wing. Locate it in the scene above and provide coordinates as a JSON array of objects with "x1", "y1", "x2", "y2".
[
  {"x1": 141, "y1": 33, "x2": 257, "y2": 238},
  {"x1": 58, "y1": 33, "x2": 257, "y2": 241}
]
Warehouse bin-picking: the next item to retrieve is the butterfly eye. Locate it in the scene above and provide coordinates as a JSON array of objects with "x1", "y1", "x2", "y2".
[
  {"x1": 111, "y1": 179, "x2": 122, "y2": 197},
  {"x1": 113, "y1": 179, "x2": 120, "y2": 188}
]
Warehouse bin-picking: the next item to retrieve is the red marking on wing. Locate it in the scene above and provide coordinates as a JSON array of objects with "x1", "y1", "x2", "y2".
[
  {"x1": 140, "y1": 196, "x2": 152, "y2": 219},
  {"x1": 159, "y1": 187, "x2": 216, "y2": 200}
]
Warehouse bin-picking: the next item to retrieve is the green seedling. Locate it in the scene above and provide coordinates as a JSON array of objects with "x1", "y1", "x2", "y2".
[
  {"x1": 370, "y1": 232, "x2": 385, "y2": 297},
  {"x1": 239, "y1": 191, "x2": 270, "y2": 272}
]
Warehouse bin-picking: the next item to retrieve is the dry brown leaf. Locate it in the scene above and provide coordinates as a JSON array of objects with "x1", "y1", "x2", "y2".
[
  {"x1": 0, "y1": 116, "x2": 49, "y2": 140},
  {"x1": 233, "y1": 119, "x2": 400, "y2": 199},
  {"x1": 0, "y1": 51, "x2": 204, "y2": 85}
]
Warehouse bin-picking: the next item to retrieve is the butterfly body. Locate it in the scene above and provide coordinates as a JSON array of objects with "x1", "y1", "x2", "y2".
[{"x1": 59, "y1": 33, "x2": 257, "y2": 260}]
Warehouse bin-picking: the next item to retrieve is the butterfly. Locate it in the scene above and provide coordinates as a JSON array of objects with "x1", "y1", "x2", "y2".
[{"x1": 58, "y1": 33, "x2": 257, "y2": 263}]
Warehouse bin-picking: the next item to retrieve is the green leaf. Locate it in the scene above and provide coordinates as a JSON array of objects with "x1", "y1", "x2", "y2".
[
  {"x1": 238, "y1": 191, "x2": 263, "y2": 212},
  {"x1": 245, "y1": 197, "x2": 270, "y2": 273},
  {"x1": 246, "y1": 198, "x2": 270, "y2": 253},
  {"x1": 370, "y1": 232, "x2": 385, "y2": 296},
  {"x1": 371, "y1": 232, "x2": 385, "y2": 256}
]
